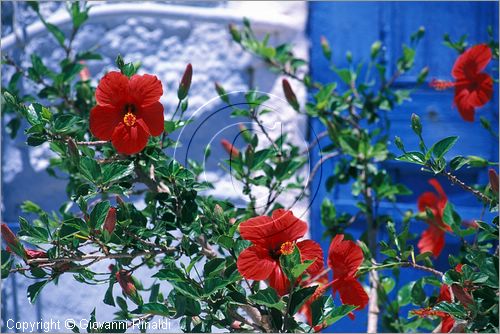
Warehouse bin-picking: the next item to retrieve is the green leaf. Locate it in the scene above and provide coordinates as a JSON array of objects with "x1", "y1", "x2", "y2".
[
  {"x1": 434, "y1": 302, "x2": 467, "y2": 319},
  {"x1": 279, "y1": 245, "x2": 302, "y2": 282},
  {"x1": 396, "y1": 151, "x2": 427, "y2": 165},
  {"x1": 27, "y1": 280, "x2": 48, "y2": 303},
  {"x1": 44, "y1": 22, "x2": 65, "y2": 47},
  {"x1": 289, "y1": 286, "x2": 317, "y2": 315},
  {"x1": 450, "y1": 156, "x2": 469, "y2": 171},
  {"x1": 131, "y1": 303, "x2": 172, "y2": 317},
  {"x1": 410, "y1": 279, "x2": 426, "y2": 305},
  {"x1": 101, "y1": 162, "x2": 134, "y2": 184},
  {"x1": 249, "y1": 287, "x2": 285, "y2": 311},
  {"x1": 430, "y1": 136, "x2": 458, "y2": 160},
  {"x1": 79, "y1": 157, "x2": 101, "y2": 183},
  {"x1": 322, "y1": 304, "x2": 357, "y2": 327},
  {"x1": 89, "y1": 201, "x2": 110, "y2": 229}
]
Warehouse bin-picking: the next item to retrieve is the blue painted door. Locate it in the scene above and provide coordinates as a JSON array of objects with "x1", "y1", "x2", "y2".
[{"x1": 307, "y1": 2, "x2": 498, "y2": 332}]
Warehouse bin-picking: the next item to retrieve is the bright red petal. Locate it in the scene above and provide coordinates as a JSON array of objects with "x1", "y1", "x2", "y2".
[
  {"x1": 268, "y1": 264, "x2": 290, "y2": 296},
  {"x1": 332, "y1": 277, "x2": 369, "y2": 312},
  {"x1": 428, "y1": 179, "x2": 447, "y2": 202},
  {"x1": 89, "y1": 105, "x2": 122, "y2": 140},
  {"x1": 237, "y1": 245, "x2": 276, "y2": 281},
  {"x1": 239, "y1": 209, "x2": 307, "y2": 249},
  {"x1": 452, "y1": 44, "x2": 492, "y2": 79},
  {"x1": 95, "y1": 71, "x2": 129, "y2": 107},
  {"x1": 441, "y1": 315, "x2": 455, "y2": 333},
  {"x1": 297, "y1": 240, "x2": 324, "y2": 277},
  {"x1": 417, "y1": 192, "x2": 439, "y2": 213},
  {"x1": 437, "y1": 285, "x2": 452, "y2": 303},
  {"x1": 129, "y1": 74, "x2": 163, "y2": 107},
  {"x1": 136, "y1": 101, "x2": 164, "y2": 136},
  {"x1": 418, "y1": 225, "x2": 445, "y2": 258},
  {"x1": 462, "y1": 73, "x2": 494, "y2": 107},
  {"x1": 111, "y1": 123, "x2": 149, "y2": 155},
  {"x1": 454, "y1": 88, "x2": 476, "y2": 122},
  {"x1": 327, "y1": 234, "x2": 364, "y2": 279}
]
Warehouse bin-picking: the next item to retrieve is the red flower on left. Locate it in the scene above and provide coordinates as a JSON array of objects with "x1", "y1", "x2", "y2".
[
  {"x1": 90, "y1": 72, "x2": 164, "y2": 155},
  {"x1": 2, "y1": 223, "x2": 47, "y2": 259},
  {"x1": 236, "y1": 209, "x2": 324, "y2": 296}
]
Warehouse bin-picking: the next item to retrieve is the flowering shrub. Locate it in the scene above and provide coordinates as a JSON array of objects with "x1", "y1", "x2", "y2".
[{"x1": 1, "y1": 3, "x2": 498, "y2": 333}]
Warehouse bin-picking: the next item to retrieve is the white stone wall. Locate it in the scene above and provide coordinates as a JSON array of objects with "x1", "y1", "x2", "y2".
[{"x1": 1, "y1": 2, "x2": 308, "y2": 332}]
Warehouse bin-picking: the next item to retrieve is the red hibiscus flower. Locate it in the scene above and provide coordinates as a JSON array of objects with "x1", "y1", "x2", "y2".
[
  {"x1": 430, "y1": 44, "x2": 493, "y2": 122},
  {"x1": 412, "y1": 285, "x2": 454, "y2": 332},
  {"x1": 90, "y1": 71, "x2": 164, "y2": 155},
  {"x1": 327, "y1": 234, "x2": 369, "y2": 319},
  {"x1": 417, "y1": 179, "x2": 451, "y2": 258},
  {"x1": 236, "y1": 209, "x2": 324, "y2": 296}
]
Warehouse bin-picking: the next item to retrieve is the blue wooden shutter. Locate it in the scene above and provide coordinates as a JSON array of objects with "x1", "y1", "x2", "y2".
[{"x1": 307, "y1": 2, "x2": 498, "y2": 331}]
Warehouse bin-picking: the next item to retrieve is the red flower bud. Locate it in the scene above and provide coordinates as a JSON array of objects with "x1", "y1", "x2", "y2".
[
  {"x1": 228, "y1": 24, "x2": 241, "y2": 43},
  {"x1": 1, "y1": 223, "x2": 20, "y2": 249},
  {"x1": 116, "y1": 269, "x2": 137, "y2": 296},
  {"x1": 221, "y1": 139, "x2": 239, "y2": 158},
  {"x1": 103, "y1": 207, "x2": 117, "y2": 234},
  {"x1": 282, "y1": 79, "x2": 299, "y2": 111},
  {"x1": 177, "y1": 63, "x2": 193, "y2": 100},
  {"x1": 488, "y1": 168, "x2": 498, "y2": 194},
  {"x1": 79, "y1": 62, "x2": 90, "y2": 81},
  {"x1": 320, "y1": 36, "x2": 332, "y2": 59},
  {"x1": 25, "y1": 249, "x2": 47, "y2": 259},
  {"x1": 455, "y1": 263, "x2": 463, "y2": 273},
  {"x1": 451, "y1": 284, "x2": 474, "y2": 307}
]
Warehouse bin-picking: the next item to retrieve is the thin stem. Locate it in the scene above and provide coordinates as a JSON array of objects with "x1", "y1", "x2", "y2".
[
  {"x1": 75, "y1": 140, "x2": 108, "y2": 146},
  {"x1": 441, "y1": 170, "x2": 491, "y2": 204},
  {"x1": 359, "y1": 261, "x2": 444, "y2": 278}
]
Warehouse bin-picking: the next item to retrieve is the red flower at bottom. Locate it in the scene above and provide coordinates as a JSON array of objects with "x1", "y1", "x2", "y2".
[
  {"x1": 236, "y1": 209, "x2": 324, "y2": 296},
  {"x1": 417, "y1": 179, "x2": 451, "y2": 258},
  {"x1": 327, "y1": 234, "x2": 369, "y2": 319},
  {"x1": 90, "y1": 71, "x2": 164, "y2": 155},
  {"x1": 412, "y1": 285, "x2": 454, "y2": 332}
]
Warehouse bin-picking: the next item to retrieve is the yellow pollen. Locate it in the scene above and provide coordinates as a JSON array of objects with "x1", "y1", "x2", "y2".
[
  {"x1": 123, "y1": 112, "x2": 136, "y2": 127},
  {"x1": 280, "y1": 241, "x2": 294, "y2": 255}
]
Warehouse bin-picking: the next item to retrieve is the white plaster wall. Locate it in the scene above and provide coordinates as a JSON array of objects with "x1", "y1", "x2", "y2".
[{"x1": 1, "y1": 2, "x2": 308, "y2": 332}]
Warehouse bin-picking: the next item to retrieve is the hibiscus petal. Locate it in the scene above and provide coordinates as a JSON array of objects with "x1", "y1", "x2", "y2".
[
  {"x1": 452, "y1": 44, "x2": 492, "y2": 79},
  {"x1": 417, "y1": 192, "x2": 440, "y2": 213},
  {"x1": 129, "y1": 74, "x2": 163, "y2": 107},
  {"x1": 136, "y1": 101, "x2": 164, "y2": 136},
  {"x1": 454, "y1": 88, "x2": 476, "y2": 122},
  {"x1": 297, "y1": 240, "x2": 324, "y2": 277},
  {"x1": 236, "y1": 245, "x2": 276, "y2": 281},
  {"x1": 464, "y1": 44, "x2": 492, "y2": 73},
  {"x1": 89, "y1": 105, "x2": 122, "y2": 140},
  {"x1": 466, "y1": 73, "x2": 493, "y2": 107},
  {"x1": 327, "y1": 234, "x2": 364, "y2": 278},
  {"x1": 417, "y1": 225, "x2": 445, "y2": 258},
  {"x1": 441, "y1": 315, "x2": 455, "y2": 333},
  {"x1": 332, "y1": 277, "x2": 369, "y2": 312},
  {"x1": 428, "y1": 179, "x2": 447, "y2": 201},
  {"x1": 268, "y1": 264, "x2": 290, "y2": 296},
  {"x1": 437, "y1": 285, "x2": 452, "y2": 303},
  {"x1": 239, "y1": 209, "x2": 307, "y2": 249},
  {"x1": 111, "y1": 123, "x2": 149, "y2": 155},
  {"x1": 95, "y1": 71, "x2": 129, "y2": 107}
]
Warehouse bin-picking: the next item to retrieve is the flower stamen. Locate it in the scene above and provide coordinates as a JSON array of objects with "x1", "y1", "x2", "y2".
[
  {"x1": 429, "y1": 79, "x2": 455, "y2": 90},
  {"x1": 280, "y1": 241, "x2": 295, "y2": 255},
  {"x1": 123, "y1": 112, "x2": 136, "y2": 127}
]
